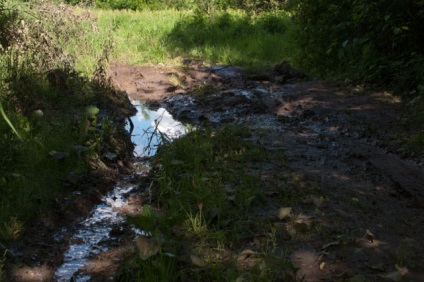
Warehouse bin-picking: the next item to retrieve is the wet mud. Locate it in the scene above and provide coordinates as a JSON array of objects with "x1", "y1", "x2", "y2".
[
  {"x1": 109, "y1": 62, "x2": 424, "y2": 281},
  {"x1": 5, "y1": 61, "x2": 424, "y2": 281}
]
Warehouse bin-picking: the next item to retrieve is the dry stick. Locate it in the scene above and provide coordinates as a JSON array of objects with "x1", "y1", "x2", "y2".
[{"x1": 142, "y1": 110, "x2": 166, "y2": 156}]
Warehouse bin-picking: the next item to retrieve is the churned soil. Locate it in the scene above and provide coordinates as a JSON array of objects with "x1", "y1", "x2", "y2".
[
  {"x1": 6, "y1": 60, "x2": 424, "y2": 281},
  {"x1": 109, "y1": 61, "x2": 424, "y2": 281}
]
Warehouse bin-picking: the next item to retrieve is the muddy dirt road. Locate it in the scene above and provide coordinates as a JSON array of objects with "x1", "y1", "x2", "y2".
[
  {"x1": 6, "y1": 61, "x2": 424, "y2": 281},
  {"x1": 110, "y1": 61, "x2": 424, "y2": 281}
]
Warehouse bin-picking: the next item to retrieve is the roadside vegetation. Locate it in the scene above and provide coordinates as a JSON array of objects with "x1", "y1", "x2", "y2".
[
  {"x1": 120, "y1": 126, "x2": 310, "y2": 280},
  {"x1": 1, "y1": 0, "x2": 424, "y2": 280},
  {"x1": 0, "y1": 0, "x2": 132, "y2": 244}
]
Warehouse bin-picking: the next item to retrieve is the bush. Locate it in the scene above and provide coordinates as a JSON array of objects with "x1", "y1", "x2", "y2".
[
  {"x1": 0, "y1": 0, "x2": 18, "y2": 48},
  {"x1": 285, "y1": 0, "x2": 424, "y2": 93}
]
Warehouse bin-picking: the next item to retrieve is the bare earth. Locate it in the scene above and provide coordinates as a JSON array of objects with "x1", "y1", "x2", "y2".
[
  {"x1": 109, "y1": 62, "x2": 424, "y2": 281},
  {"x1": 6, "y1": 61, "x2": 424, "y2": 281}
]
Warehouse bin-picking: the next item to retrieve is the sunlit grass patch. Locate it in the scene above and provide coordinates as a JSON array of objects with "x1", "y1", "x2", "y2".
[
  {"x1": 62, "y1": 8, "x2": 295, "y2": 74},
  {"x1": 63, "y1": 8, "x2": 183, "y2": 74},
  {"x1": 166, "y1": 10, "x2": 296, "y2": 72}
]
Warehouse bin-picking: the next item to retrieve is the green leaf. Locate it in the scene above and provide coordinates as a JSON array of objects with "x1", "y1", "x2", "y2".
[
  {"x1": 338, "y1": 49, "x2": 345, "y2": 59},
  {"x1": 379, "y1": 271, "x2": 403, "y2": 281},
  {"x1": 401, "y1": 26, "x2": 409, "y2": 31},
  {"x1": 191, "y1": 255, "x2": 207, "y2": 267},
  {"x1": 0, "y1": 102, "x2": 22, "y2": 140},
  {"x1": 278, "y1": 207, "x2": 292, "y2": 220},
  {"x1": 85, "y1": 105, "x2": 100, "y2": 116},
  {"x1": 342, "y1": 40, "x2": 349, "y2": 48},
  {"x1": 136, "y1": 236, "x2": 160, "y2": 260}
]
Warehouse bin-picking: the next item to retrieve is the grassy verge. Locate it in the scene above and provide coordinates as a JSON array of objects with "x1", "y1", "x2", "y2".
[
  {"x1": 165, "y1": 10, "x2": 295, "y2": 73},
  {"x1": 61, "y1": 8, "x2": 295, "y2": 74},
  {"x1": 63, "y1": 8, "x2": 182, "y2": 74},
  {"x1": 0, "y1": 1, "x2": 133, "y2": 242},
  {"x1": 119, "y1": 126, "x2": 316, "y2": 280}
]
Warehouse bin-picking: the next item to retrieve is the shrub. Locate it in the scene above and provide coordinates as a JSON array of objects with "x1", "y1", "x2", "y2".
[
  {"x1": 285, "y1": 0, "x2": 424, "y2": 93},
  {"x1": 0, "y1": 0, "x2": 18, "y2": 48}
]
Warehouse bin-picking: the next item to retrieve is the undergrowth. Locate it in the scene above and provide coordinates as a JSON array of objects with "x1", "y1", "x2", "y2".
[
  {"x1": 60, "y1": 8, "x2": 295, "y2": 74},
  {"x1": 166, "y1": 10, "x2": 295, "y2": 73},
  {"x1": 0, "y1": 1, "x2": 132, "y2": 242},
  {"x1": 120, "y1": 126, "x2": 303, "y2": 281}
]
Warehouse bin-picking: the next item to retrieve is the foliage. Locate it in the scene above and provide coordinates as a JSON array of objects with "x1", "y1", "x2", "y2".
[
  {"x1": 0, "y1": 0, "x2": 18, "y2": 48},
  {"x1": 120, "y1": 125, "x2": 298, "y2": 280},
  {"x1": 64, "y1": 0, "x2": 286, "y2": 12},
  {"x1": 0, "y1": 1, "x2": 131, "y2": 242},
  {"x1": 64, "y1": 8, "x2": 294, "y2": 73},
  {"x1": 0, "y1": 250, "x2": 5, "y2": 282},
  {"x1": 285, "y1": 0, "x2": 424, "y2": 93},
  {"x1": 166, "y1": 9, "x2": 294, "y2": 72}
]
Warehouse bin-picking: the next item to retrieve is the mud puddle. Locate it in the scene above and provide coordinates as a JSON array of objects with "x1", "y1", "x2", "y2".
[
  {"x1": 8, "y1": 61, "x2": 424, "y2": 281},
  {"x1": 129, "y1": 100, "x2": 188, "y2": 156},
  {"x1": 108, "y1": 62, "x2": 424, "y2": 280},
  {"x1": 54, "y1": 102, "x2": 187, "y2": 281}
]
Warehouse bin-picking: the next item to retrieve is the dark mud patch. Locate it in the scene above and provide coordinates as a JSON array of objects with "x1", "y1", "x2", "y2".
[
  {"x1": 109, "y1": 61, "x2": 424, "y2": 281},
  {"x1": 6, "y1": 60, "x2": 424, "y2": 281}
]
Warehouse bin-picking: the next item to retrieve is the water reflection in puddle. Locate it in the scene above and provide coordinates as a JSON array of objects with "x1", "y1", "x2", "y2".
[
  {"x1": 55, "y1": 101, "x2": 187, "y2": 281},
  {"x1": 128, "y1": 100, "x2": 188, "y2": 156}
]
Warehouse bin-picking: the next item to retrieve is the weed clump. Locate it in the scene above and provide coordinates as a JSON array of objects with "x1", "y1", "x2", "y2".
[
  {"x1": 121, "y1": 126, "x2": 298, "y2": 280},
  {"x1": 0, "y1": 1, "x2": 133, "y2": 242}
]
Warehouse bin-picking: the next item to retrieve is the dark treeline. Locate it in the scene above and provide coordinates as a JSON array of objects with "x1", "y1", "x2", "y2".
[
  {"x1": 286, "y1": 0, "x2": 424, "y2": 94},
  {"x1": 66, "y1": 0, "x2": 285, "y2": 12}
]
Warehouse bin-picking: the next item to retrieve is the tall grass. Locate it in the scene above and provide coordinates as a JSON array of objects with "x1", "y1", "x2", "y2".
[
  {"x1": 63, "y1": 9, "x2": 182, "y2": 74},
  {"x1": 63, "y1": 8, "x2": 295, "y2": 74},
  {"x1": 119, "y1": 126, "x2": 297, "y2": 280},
  {"x1": 166, "y1": 10, "x2": 295, "y2": 72},
  {"x1": 0, "y1": 1, "x2": 131, "y2": 242}
]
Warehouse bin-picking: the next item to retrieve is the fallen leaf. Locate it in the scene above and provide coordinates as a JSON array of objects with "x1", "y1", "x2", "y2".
[
  {"x1": 191, "y1": 255, "x2": 207, "y2": 267},
  {"x1": 239, "y1": 249, "x2": 257, "y2": 256},
  {"x1": 367, "y1": 262, "x2": 385, "y2": 271},
  {"x1": 135, "y1": 236, "x2": 160, "y2": 260},
  {"x1": 379, "y1": 271, "x2": 403, "y2": 281},
  {"x1": 365, "y1": 229, "x2": 375, "y2": 243},
  {"x1": 394, "y1": 264, "x2": 408, "y2": 276},
  {"x1": 49, "y1": 151, "x2": 69, "y2": 160},
  {"x1": 278, "y1": 207, "x2": 292, "y2": 220},
  {"x1": 322, "y1": 241, "x2": 340, "y2": 250},
  {"x1": 319, "y1": 262, "x2": 326, "y2": 270}
]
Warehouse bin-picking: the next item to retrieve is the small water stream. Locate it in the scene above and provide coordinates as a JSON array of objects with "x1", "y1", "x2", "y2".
[{"x1": 54, "y1": 101, "x2": 187, "y2": 281}]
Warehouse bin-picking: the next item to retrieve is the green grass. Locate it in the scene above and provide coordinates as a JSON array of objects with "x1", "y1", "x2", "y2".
[
  {"x1": 62, "y1": 8, "x2": 295, "y2": 74},
  {"x1": 1, "y1": 1, "x2": 298, "y2": 276},
  {"x1": 0, "y1": 250, "x2": 5, "y2": 282},
  {"x1": 63, "y1": 9, "x2": 182, "y2": 74},
  {"x1": 166, "y1": 10, "x2": 295, "y2": 72},
  {"x1": 0, "y1": 1, "x2": 134, "y2": 241},
  {"x1": 119, "y1": 126, "x2": 298, "y2": 280},
  {"x1": 0, "y1": 69, "x2": 104, "y2": 240}
]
